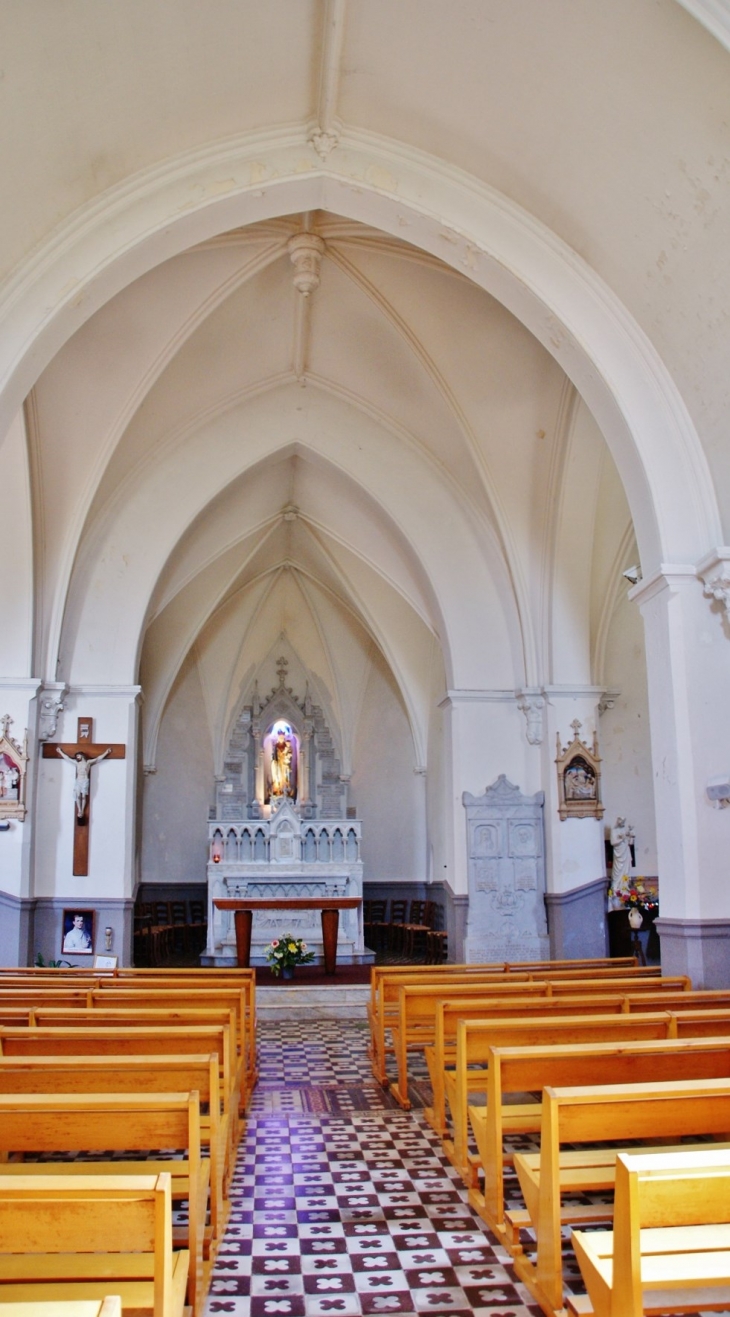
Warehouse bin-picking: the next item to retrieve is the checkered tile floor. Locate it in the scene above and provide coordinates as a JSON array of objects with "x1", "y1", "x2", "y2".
[{"x1": 206, "y1": 1020, "x2": 544, "y2": 1316}]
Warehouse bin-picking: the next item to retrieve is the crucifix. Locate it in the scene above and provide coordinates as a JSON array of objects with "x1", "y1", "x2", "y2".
[{"x1": 42, "y1": 716, "x2": 125, "y2": 876}]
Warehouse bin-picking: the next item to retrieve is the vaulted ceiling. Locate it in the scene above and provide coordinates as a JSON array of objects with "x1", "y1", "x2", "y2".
[{"x1": 5, "y1": 0, "x2": 728, "y2": 772}]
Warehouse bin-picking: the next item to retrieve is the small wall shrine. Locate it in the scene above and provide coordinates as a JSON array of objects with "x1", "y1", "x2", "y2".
[
  {"x1": 0, "y1": 714, "x2": 28, "y2": 822},
  {"x1": 204, "y1": 659, "x2": 366, "y2": 966}
]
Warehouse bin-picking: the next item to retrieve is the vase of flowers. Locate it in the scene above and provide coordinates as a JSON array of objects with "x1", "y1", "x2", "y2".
[
  {"x1": 265, "y1": 934, "x2": 315, "y2": 978},
  {"x1": 606, "y1": 878, "x2": 658, "y2": 917}
]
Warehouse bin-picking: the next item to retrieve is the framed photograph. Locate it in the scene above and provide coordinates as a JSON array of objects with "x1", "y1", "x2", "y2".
[
  {"x1": 93, "y1": 954, "x2": 117, "y2": 970},
  {"x1": 61, "y1": 908, "x2": 94, "y2": 956}
]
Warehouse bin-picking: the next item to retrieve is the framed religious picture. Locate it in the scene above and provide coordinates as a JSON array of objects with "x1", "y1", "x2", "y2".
[
  {"x1": 61, "y1": 908, "x2": 95, "y2": 956},
  {"x1": 93, "y1": 953, "x2": 117, "y2": 970},
  {"x1": 556, "y1": 719, "x2": 604, "y2": 821}
]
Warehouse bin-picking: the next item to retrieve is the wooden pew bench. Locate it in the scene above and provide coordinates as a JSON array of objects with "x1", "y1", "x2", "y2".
[
  {"x1": 383, "y1": 975, "x2": 692, "y2": 1106},
  {"x1": 0, "y1": 1092, "x2": 206, "y2": 1317},
  {"x1": 0, "y1": 1172, "x2": 188, "y2": 1317},
  {"x1": 0, "y1": 1023, "x2": 240, "y2": 1151},
  {"x1": 367, "y1": 962, "x2": 640, "y2": 1075},
  {"x1": 425, "y1": 996, "x2": 677, "y2": 1140},
  {"x1": 30, "y1": 1009, "x2": 244, "y2": 1156},
  {"x1": 430, "y1": 1001, "x2": 730, "y2": 1167},
  {"x1": 0, "y1": 976, "x2": 258, "y2": 1103},
  {"x1": 569, "y1": 1148, "x2": 730, "y2": 1316},
  {"x1": 416, "y1": 986, "x2": 730, "y2": 1125},
  {"x1": 507, "y1": 1076, "x2": 730, "y2": 1317},
  {"x1": 0, "y1": 1052, "x2": 228, "y2": 1240},
  {"x1": 438, "y1": 1010, "x2": 678, "y2": 1178},
  {"x1": 91, "y1": 977, "x2": 257, "y2": 1086},
  {"x1": 465, "y1": 1034, "x2": 730, "y2": 1243},
  {"x1": 0, "y1": 1300, "x2": 121, "y2": 1317},
  {"x1": 371, "y1": 970, "x2": 659, "y2": 1089}
]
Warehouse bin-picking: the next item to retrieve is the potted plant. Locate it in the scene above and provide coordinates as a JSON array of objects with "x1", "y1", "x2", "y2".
[{"x1": 265, "y1": 934, "x2": 315, "y2": 978}]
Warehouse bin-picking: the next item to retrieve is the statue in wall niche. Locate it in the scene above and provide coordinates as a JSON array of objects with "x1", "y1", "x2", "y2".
[
  {"x1": 610, "y1": 816, "x2": 634, "y2": 894},
  {"x1": 270, "y1": 729, "x2": 295, "y2": 798},
  {"x1": 564, "y1": 759, "x2": 596, "y2": 801}
]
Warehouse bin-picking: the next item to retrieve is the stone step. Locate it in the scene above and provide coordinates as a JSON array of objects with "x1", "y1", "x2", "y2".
[{"x1": 256, "y1": 983, "x2": 369, "y2": 1022}]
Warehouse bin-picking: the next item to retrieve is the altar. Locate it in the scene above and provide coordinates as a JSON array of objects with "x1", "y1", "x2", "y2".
[{"x1": 201, "y1": 662, "x2": 370, "y2": 967}]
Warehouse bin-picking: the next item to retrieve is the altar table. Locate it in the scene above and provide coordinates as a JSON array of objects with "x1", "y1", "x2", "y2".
[{"x1": 213, "y1": 897, "x2": 362, "y2": 975}]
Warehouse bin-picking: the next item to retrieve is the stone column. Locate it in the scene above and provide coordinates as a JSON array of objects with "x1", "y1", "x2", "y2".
[
  {"x1": 0, "y1": 678, "x2": 41, "y2": 964},
  {"x1": 540, "y1": 689, "x2": 609, "y2": 960},
  {"x1": 633, "y1": 562, "x2": 730, "y2": 986}
]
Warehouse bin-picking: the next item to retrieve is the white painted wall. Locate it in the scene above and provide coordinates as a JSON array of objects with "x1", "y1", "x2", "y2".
[
  {"x1": 140, "y1": 656, "x2": 214, "y2": 887},
  {"x1": 600, "y1": 591, "x2": 658, "y2": 878},
  {"x1": 351, "y1": 651, "x2": 425, "y2": 882}
]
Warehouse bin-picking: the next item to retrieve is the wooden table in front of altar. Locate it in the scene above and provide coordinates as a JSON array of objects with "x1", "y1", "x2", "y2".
[{"x1": 213, "y1": 898, "x2": 362, "y2": 975}]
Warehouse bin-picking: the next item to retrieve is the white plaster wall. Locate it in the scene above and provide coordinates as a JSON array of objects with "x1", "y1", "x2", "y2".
[
  {"x1": 0, "y1": 412, "x2": 33, "y2": 678},
  {"x1": 140, "y1": 655, "x2": 213, "y2": 887},
  {"x1": 350, "y1": 652, "x2": 425, "y2": 882},
  {"x1": 600, "y1": 591, "x2": 658, "y2": 878},
  {"x1": 35, "y1": 689, "x2": 138, "y2": 900}
]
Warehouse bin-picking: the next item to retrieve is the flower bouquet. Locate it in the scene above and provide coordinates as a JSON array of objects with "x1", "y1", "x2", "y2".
[
  {"x1": 607, "y1": 878, "x2": 659, "y2": 915},
  {"x1": 265, "y1": 934, "x2": 315, "y2": 977}
]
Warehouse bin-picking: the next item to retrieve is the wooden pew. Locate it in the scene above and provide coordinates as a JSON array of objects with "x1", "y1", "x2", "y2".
[
  {"x1": 90, "y1": 983, "x2": 256, "y2": 1095},
  {"x1": 0, "y1": 1093, "x2": 205, "y2": 1316},
  {"x1": 426, "y1": 992, "x2": 730, "y2": 1140},
  {"x1": 507, "y1": 1076, "x2": 730, "y2": 1317},
  {"x1": 0, "y1": 1051, "x2": 228, "y2": 1242},
  {"x1": 371, "y1": 970, "x2": 664, "y2": 1087},
  {"x1": 569, "y1": 1148, "x2": 730, "y2": 1316},
  {"x1": 384, "y1": 975, "x2": 692, "y2": 1104},
  {"x1": 367, "y1": 960, "x2": 644, "y2": 1061},
  {"x1": 0, "y1": 1301, "x2": 121, "y2": 1317},
  {"x1": 31, "y1": 1007, "x2": 245, "y2": 1144},
  {"x1": 466, "y1": 1034, "x2": 730, "y2": 1243},
  {"x1": 440, "y1": 1009, "x2": 678, "y2": 1175},
  {"x1": 0, "y1": 974, "x2": 258, "y2": 1096},
  {"x1": 0, "y1": 1172, "x2": 187, "y2": 1316},
  {"x1": 0, "y1": 1023, "x2": 240, "y2": 1158},
  {"x1": 368, "y1": 957, "x2": 640, "y2": 1019}
]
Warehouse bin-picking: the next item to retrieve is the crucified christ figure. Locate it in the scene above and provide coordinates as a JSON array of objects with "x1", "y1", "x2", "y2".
[{"x1": 56, "y1": 747, "x2": 111, "y2": 819}]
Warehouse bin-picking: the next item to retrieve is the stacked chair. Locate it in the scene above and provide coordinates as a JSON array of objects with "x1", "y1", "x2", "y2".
[{"x1": 133, "y1": 899, "x2": 208, "y2": 965}]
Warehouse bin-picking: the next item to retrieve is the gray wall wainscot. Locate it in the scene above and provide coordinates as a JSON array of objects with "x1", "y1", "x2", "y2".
[
  {"x1": 544, "y1": 877, "x2": 610, "y2": 961},
  {"x1": 655, "y1": 918, "x2": 730, "y2": 990}
]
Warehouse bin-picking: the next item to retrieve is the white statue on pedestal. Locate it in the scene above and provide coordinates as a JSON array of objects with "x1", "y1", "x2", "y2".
[{"x1": 610, "y1": 816, "x2": 634, "y2": 897}]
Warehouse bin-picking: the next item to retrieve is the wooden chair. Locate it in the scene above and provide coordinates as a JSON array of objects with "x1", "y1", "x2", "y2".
[
  {"x1": 570, "y1": 1148, "x2": 730, "y2": 1316},
  {"x1": 168, "y1": 900, "x2": 190, "y2": 954},
  {"x1": 187, "y1": 900, "x2": 207, "y2": 954},
  {"x1": 384, "y1": 899, "x2": 408, "y2": 953},
  {"x1": 425, "y1": 905, "x2": 448, "y2": 962},
  {"x1": 364, "y1": 899, "x2": 387, "y2": 951},
  {"x1": 0, "y1": 1172, "x2": 188, "y2": 1316},
  {"x1": 402, "y1": 900, "x2": 436, "y2": 960}
]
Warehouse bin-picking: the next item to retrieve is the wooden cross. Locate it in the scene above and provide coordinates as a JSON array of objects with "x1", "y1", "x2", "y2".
[{"x1": 42, "y1": 717, "x2": 125, "y2": 876}]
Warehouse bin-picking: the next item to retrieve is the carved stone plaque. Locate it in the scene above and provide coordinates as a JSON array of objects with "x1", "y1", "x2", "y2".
[{"x1": 463, "y1": 775, "x2": 548, "y2": 963}]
